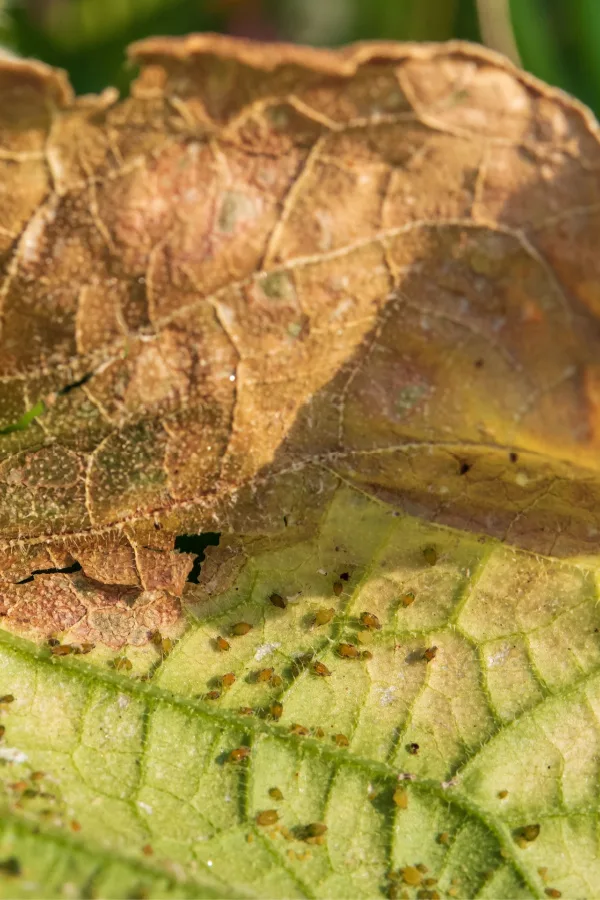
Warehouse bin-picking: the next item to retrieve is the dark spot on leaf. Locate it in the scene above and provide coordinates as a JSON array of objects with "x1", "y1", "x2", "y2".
[{"x1": 0, "y1": 857, "x2": 21, "y2": 876}]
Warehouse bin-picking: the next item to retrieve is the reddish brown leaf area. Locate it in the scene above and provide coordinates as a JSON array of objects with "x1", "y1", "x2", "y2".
[{"x1": 1, "y1": 35, "x2": 600, "y2": 644}]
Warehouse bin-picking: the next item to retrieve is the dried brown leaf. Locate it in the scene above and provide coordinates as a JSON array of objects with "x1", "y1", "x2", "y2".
[{"x1": 1, "y1": 35, "x2": 599, "y2": 645}]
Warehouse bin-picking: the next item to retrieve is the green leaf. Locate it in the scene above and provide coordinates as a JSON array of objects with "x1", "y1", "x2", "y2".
[
  {"x1": 0, "y1": 485, "x2": 594, "y2": 897},
  {"x1": 0, "y1": 400, "x2": 45, "y2": 436}
]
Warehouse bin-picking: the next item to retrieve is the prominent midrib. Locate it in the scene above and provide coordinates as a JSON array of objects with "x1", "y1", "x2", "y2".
[
  {"x1": 0, "y1": 625, "x2": 546, "y2": 898},
  {"x1": 0, "y1": 808, "x2": 231, "y2": 898}
]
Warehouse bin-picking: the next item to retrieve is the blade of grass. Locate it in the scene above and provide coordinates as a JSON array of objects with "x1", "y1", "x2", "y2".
[
  {"x1": 405, "y1": 0, "x2": 459, "y2": 40},
  {"x1": 476, "y1": 0, "x2": 521, "y2": 65},
  {"x1": 569, "y1": 0, "x2": 600, "y2": 115},
  {"x1": 509, "y1": 0, "x2": 569, "y2": 90}
]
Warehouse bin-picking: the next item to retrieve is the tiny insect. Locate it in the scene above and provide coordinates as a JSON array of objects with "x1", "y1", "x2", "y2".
[
  {"x1": 356, "y1": 630, "x2": 372, "y2": 645},
  {"x1": 498, "y1": 789, "x2": 508, "y2": 799},
  {"x1": 270, "y1": 701, "x2": 283, "y2": 720},
  {"x1": 47, "y1": 638, "x2": 60, "y2": 647},
  {"x1": 401, "y1": 591, "x2": 415, "y2": 607},
  {"x1": 0, "y1": 857, "x2": 20, "y2": 876},
  {"x1": 302, "y1": 822, "x2": 327, "y2": 839},
  {"x1": 401, "y1": 867, "x2": 420, "y2": 885},
  {"x1": 79, "y1": 643, "x2": 95, "y2": 654},
  {"x1": 231, "y1": 622, "x2": 253, "y2": 636},
  {"x1": 269, "y1": 593, "x2": 287, "y2": 609},
  {"x1": 519, "y1": 824, "x2": 540, "y2": 843},
  {"x1": 270, "y1": 674, "x2": 283, "y2": 687},
  {"x1": 545, "y1": 890, "x2": 561, "y2": 899},
  {"x1": 437, "y1": 832, "x2": 450, "y2": 845},
  {"x1": 393, "y1": 788, "x2": 408, "y2": 809},
  {"x1": 52, "y1": 645, "x2": 73, "y2": 657},
  {"x1": 256, "y1": 809, "x2": 279, "y2": 827},
  {"x1": 333, "y1": 733, "x2": 349, "y2": 747},
  {"x1": 407, "y1": 742, "x2": 419, "y2": 755},
  {"x1": 221, "y1": 673, "x2": 236, "y2": 688},
  {"x1": 314, "y1": 607, "x2": 335, "y2": 626},
  {"x1": 205, "y1": 690, "x2": 221, "y2": 700},
  {"x1": 216, "y1": 636, "x2": 230, "y2": 652},
  {"x1": 313, "y1": 727, "x2": 325, "y2": 738},
  {"x1": 0, "y1": 695, "x2": 14, "y2": 703},
  {"x1": 256, "y1": 668, "x2": 274, "y2": 683},
  {"x1": 142, "y1": 844, "x2": 153, "y2": 857},
  {"x1": 312, "y1": 661, "x2": 332, "y2": 677},
  {"x1": 337, "y1": 643, "x2": 360, "y2": 659},
  {"x1": 112, "y1": 656, "x2": 132, "y2": 670},
  {"x1": 359, "y1": 612, "x2": 381, "y2": 631},
  {"x1": 423, "y1": 646, "x2": 437, "y2": 663},
  {"x1": 269, "y1": 787, "x2": 284, "y2": 801},
  {"x1": 339, "y1": 572, "x2": 350, "y2": 581},
  {"x1": 150, "y1": 630, "x2": 162, "y2": 646},
  {"x1": 289, "y1": 723, "x2": 309, "y2": 736},
  {"x1": 228, "y1": 747, "x2": 251, "y2": 763},
  {"x1": 422, "y1": 546, "x2": 438, "y2": 566},
  {"x1": 30, "y1": 771, "x2": 45, "y2": 781},
  {"x1": 161, "y1": 638, "x2": 173, "y2": 656},
  {"x1": 332, "y1": 581, "x2": 343, "y2": 596},
  {"x1": 361, "y1": 650, "x2": 373, "y2": 660},
  {"x1": 238, "y1": 707, "x2": 254, "y2": 716},
  {"x1": 70, "y1": 820, "x2": 81, "y2": 832}
]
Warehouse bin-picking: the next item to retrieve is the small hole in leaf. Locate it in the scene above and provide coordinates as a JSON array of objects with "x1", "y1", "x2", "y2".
[
  {"x1": 458, "y1": 461, "x2": 471, "y2": 475},
  {"x1": 174, "y1": 533, "x2": 220, "y2": 584},
  {"x1": 509, "y1": 452, "x2": 519, "y2": 463}
]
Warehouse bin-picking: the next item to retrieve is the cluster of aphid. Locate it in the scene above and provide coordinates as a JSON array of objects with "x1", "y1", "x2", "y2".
[
  {"x1": 207, "y1": 550, "x2": 439, "y2": 722},
  {"x1": 386, "y1": 863, "x2": 441, "y2": 899},
  {"x1": 0, "y1": 697, "x2": 81, "y2": 841},
  {"x1": 206, "y1": 573, "x2": 389, "y2": 731},
  {"x1": 46, "y1": 638, "x2": 95, "y2": 657},
  {"x1": 510, "y1": 825, "x2": 561, "y2": 897}
]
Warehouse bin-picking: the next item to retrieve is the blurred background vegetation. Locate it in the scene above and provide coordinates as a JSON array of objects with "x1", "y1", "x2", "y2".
[{"x1": 0, "y1": 0, "x2": 597, "y2": 116}]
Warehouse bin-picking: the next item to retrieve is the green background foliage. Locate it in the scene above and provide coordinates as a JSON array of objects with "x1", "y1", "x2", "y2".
[{"x1": 0, "y1": 0, "x2": 598, "y2": 115}]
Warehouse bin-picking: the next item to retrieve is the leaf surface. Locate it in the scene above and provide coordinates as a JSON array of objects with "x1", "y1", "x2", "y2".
[{"x1": 0, "y1": 34, "x2": 599, "y2": 899}]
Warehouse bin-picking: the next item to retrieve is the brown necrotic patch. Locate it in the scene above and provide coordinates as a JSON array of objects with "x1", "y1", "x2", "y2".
[
  {"x1": 2, "y1": 35, "x2": 600, "y2": 646},
  {"x1": 0, "y1": 567, "x2": 182, "y2": 649}
]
